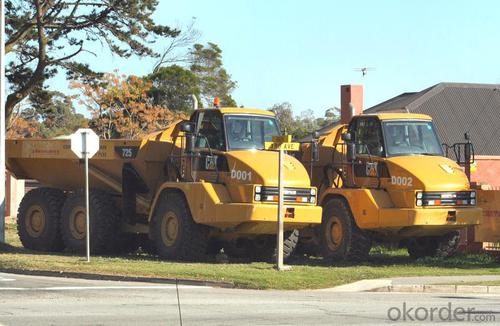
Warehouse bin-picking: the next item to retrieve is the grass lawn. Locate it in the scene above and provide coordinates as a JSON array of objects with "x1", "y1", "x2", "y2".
[{"x1": 1, "y1": 222, "x2": 499, "y2": 290}]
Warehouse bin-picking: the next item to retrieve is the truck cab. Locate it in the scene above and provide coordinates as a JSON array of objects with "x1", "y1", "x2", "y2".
[{"x1": 149, "y1": 106, "x2": 322, "y2": 260}]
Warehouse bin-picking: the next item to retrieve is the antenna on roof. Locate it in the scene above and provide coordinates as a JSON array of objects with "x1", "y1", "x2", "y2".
[{"x1": 353, "y1": 67, "x2": 375, "y2": 77}]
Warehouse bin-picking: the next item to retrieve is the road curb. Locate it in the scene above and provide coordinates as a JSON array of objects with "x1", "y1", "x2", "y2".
[
  {"x1": 0, "y1": 268, "x2": 235, "y2": 288},
  {"x1": 371, "y1": 284, "x2": 500, "y2": 294},
  {"x1": 320, "y1": 279, "x2": 392, "y2": 292}
]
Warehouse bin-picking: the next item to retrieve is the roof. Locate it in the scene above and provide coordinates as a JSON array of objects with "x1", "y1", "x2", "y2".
[
  {"x1": 364, "y1": 113, "x2": 432, "y2": 121},
  {"x1": 218, "y1": 107, "x2": 275, "y2": 116},
  {"x1": 365, "y1": 82, "x2": 500, "y2": 155}
]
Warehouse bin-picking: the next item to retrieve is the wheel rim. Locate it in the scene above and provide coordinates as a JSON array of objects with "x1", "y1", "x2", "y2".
[
  {"x1": 160, "y1": 211, "x2": 179, "y2": 247},
  {"x1": 325, "y1": 215, "x2": 343, "y2": 251},
  {"x1": 69, "y1": 206, "x2": 86, "y2": 240},
  {"x1": 25, "y1": 205, "x2": 46, "y2": 238}
]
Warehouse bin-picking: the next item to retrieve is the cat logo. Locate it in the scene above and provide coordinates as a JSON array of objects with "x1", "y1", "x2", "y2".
[
  {"x1": 366, "y1": 162, "x2": 378, "y2": 177},
  {"x1": 205, "y1": 156, "x2": 217, "y2": 170}
]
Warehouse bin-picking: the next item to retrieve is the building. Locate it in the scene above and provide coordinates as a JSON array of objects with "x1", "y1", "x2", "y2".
[{"x1": 365, "y1": 83, "x2": 500, "y2": 187}]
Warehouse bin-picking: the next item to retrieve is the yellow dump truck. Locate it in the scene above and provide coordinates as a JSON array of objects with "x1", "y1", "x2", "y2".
[
  {"x1": 7, "y1": 106, "x2": 322, "y2": 261},
  {"x1": 299, "y1": 113, "x2": 481, "y2": 260}
]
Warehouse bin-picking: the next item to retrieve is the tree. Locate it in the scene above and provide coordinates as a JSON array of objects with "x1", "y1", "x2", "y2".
[
  {"x1": 291, "y1": 110, "x2": 319, "y2": 139},
  {"x1": 7, "y1": 91, "x2": 86, "y2": 138},
  {"x1": 36, "y1": 92, "x2": 86, "y2": 138},
  {"x1": 269, "y1": 102, "x2": 294, "y2": 134},
  {"x1": 269, "y1": 103, "x2": 340, "y2": 139},
  {"x1": 190, "y1": 43, "x2": 237, "y2": 107},
  {"x1": 147, "y1": 65, "x2": 200, "y2": 112},
  {"x1": 152, "y1": 18, "x2": 201, "y2": 73},
  {"x1": 313, "y1": 106, "x2": 340, "y2": 129},
  {"x1": 5, "y1": 0, "x2": 179, "y2": 125},
  {"x1": 72, "y1": 72, "x2": 186, "y2": 139},
  {"x1": 6, "y1": 115, "x2": 40, "y2": 138}
]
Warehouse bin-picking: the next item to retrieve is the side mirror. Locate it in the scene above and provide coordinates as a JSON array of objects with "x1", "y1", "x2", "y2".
[
  {"x1": 341, "y1": 132, "x2": 353, "y2": 142},
  {"x1": 346, "y1": 142, "x2": 356, "y2": 162},
  {"x1": 181, "y1": 122, "x2": 196, "y2": 154},
  {"x1": 181, "y1": 122, "x2": 195, "y2": 133},
  {"x1": 312, "y1": 142, "x2": 319, "y2": 162}
]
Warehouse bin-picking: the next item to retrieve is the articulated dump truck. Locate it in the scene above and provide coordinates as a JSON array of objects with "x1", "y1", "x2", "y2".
[
  {"x1": 298, "y1": 113, "x2": 481, "y2": 260},
  {"x1": 7, "y1": 107, "x2": 322, "y2": 261}
]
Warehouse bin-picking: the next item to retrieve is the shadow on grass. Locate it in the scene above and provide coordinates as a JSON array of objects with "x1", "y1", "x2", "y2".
[
  {"x1": 2, "y1": 241, "x2": 499, "y2": 271},
  {"x1": 287, "y1": 252, "x2": 500, "y2": 270}
]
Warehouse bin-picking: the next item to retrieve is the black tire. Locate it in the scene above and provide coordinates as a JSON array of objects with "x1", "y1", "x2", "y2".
[
  {"x1": 246, "y1": 230, "x2": 300, "y2": 262},
  {"x1": 61, "y1": 189, "x2": 121, "y2": 254},
  {"x1": 435, "y1": 231, "x2": 460, "y2": 258},
  {"x1": 319, "y1": 198, "x2": 372, "y2": 261},
  {"x1": 150, "y1": 192, "x2": 208, "y2": 261},
  {"x1": 407, "y1": 232, "x2": 460, "y2": 259},
  {"x1": 17, "y1": 188, "x2": 65, "y2": 252},
  {"x1": 408, "y1": 231, "x2": 460, "y2": 259}
]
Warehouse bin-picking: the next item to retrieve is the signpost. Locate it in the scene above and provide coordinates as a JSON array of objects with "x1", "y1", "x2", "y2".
[
  {"x1": 264, "y1": 135, "x2": 300, "y2": 271},
  {"x1": 70, "y1": 129, "x2": 100, "y2": 262},
  {"x1": 0, "y1": 0, "x2": 6, "y2": 244}
]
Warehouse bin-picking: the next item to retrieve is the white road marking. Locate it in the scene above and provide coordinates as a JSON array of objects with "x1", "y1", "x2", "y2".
[
  {"x1": 0, "y1": 276, "x2": 15, "y2": 282},
  {"x1": 0, "y1": 285, "x2": 212, "y2": 291}
]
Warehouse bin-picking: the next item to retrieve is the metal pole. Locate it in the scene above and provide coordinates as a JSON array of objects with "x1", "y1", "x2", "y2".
[
  {"x1": 83, "y1": 132, "x2": 90, "y2": 262},
  {"x1": 276, "y1": 148, "x2": 284, "y2": 270},
  {"x1": 0, "y1": 0, "x2": 6, "y2": 244}
]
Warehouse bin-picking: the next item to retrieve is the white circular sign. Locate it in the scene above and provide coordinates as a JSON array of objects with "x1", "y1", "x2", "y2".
[{"x1": 70, "y1": 128, "x2": 100, "y2": 159}]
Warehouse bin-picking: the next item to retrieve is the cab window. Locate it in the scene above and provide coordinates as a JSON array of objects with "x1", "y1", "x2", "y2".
[
  {"x1": 195, "y1": 111, "x2": 225, "y2": 151},
  {"x1": 225, "y1": 115, "x2": 280, "y2": 150},
  {"x1": 352, "y1": 118, "x2": 385, "y2": 156}
]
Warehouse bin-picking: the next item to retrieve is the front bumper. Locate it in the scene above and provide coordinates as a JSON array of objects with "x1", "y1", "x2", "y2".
[
  {"x1": 375, "y1": 206, "x2": 482, "y2": 237},
  {"x1": 205, "y1": 202, "x2": 322, "y2": 234}
]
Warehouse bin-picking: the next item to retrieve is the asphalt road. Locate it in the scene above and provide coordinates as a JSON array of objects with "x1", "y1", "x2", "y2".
[{"x1": 1, "y1": 272, "x2": 500, "y2": 325}]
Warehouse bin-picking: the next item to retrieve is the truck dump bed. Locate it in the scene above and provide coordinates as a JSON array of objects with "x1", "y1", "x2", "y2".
[{"x1": 6, "y1": 124, "x2": 182, "y2": 200}]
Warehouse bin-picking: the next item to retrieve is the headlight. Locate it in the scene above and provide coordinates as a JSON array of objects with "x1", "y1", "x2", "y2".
[
  {"x1": 470, "y1": 191, "x2": 476, "y2": 198},
  {"x1": 255, "y1": 186, "x2": 261, "y2": 194},
  {"x1": 310, "y1": 196, "x2": 316, "y2": 204},
  {"x1": 255, "y1": 194, "x2": 261, "y2": 201},
  {"x1": 310, "y1": 188, "x2": 316, "y2": 196},
  {"x1": 416, "y1": 192, "x2": 423, "y2": 199},
  {"x1": 416, "y1": 199, "x2": 422, "y2": 206},
  {"x1": 470, "y1": 199, "x2": 476, "y2": 205}
]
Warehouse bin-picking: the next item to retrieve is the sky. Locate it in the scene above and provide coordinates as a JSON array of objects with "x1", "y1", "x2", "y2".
[{"x1": 53, "y1": 0, "x2": 500, "y2": 117}]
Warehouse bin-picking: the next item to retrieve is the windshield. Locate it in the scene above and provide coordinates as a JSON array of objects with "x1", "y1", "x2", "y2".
[
  {"x1": 225, "y1": 115, "x2": 280, "y2": 150},
  {"x1": 382, "y1": 120, "x2": 444, "y2": 157}
]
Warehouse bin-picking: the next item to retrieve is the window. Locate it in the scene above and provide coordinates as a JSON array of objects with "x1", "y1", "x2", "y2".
[
  {"x1": 382, "y1": 120, "x2": 443, "y2": 156},
  {"x1": 352, "y1": 118, "x2": 385, "y2": 156},
  {"x1": 195, "y1": 111, "x2": 225, "y2": 151},
  {"x1": 225, "y1": 115, "x2": 280, "y2": 150}
]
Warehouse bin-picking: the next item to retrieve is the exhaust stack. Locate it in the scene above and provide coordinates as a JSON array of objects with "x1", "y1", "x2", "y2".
[{"x1": 340, "y1": 85, "x2": 363, "y2": 124}]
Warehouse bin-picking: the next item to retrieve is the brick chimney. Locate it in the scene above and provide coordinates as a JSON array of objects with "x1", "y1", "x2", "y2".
[{"x1": 340, "y1": 85, "x2": 363, "y2": 124}]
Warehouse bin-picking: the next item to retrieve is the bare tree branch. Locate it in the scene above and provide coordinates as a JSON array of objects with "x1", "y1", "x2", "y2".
[{"x1": 153, "y1": 18, "x2": 200, "y2": 73}]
